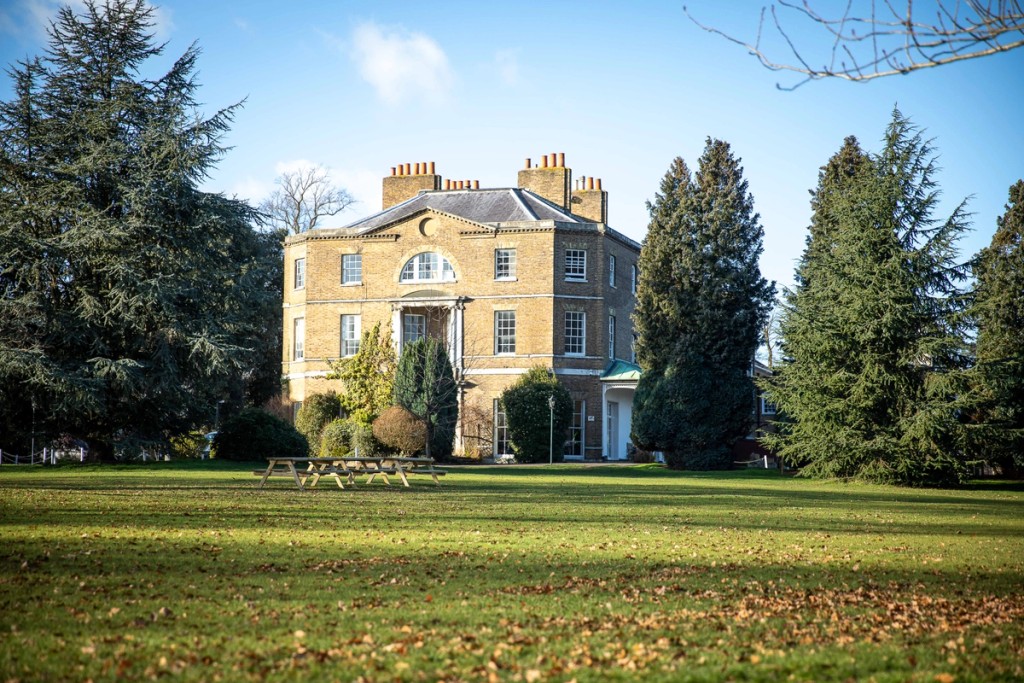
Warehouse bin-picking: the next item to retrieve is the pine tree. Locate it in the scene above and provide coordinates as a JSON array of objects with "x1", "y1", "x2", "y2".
[
  {"x1": 393, "y1": 338, "x2": 458, "y2": 461},
  {"x1": 632, "y1": 141, "x2": 775, "y2": 469},
  {"x1": 0, "y1": 1, "x2": 274, "y2": 459},
  {"x1": 766, "y1": 109, "x2": 972, "y2": 485},
  {"x1": 973, "y1": 180, "x2": 1024, "y2": 474}
]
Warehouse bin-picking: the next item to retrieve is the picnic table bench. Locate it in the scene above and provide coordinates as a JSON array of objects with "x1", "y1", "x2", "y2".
[{"x1": 255, "y1": 456, "x2": 446, "y2": 491}]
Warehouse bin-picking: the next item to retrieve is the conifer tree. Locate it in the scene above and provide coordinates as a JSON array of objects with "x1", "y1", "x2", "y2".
[
  {"x1": 973, "y1": 180, "x2": 1024, "y2": 474},
  {"x1": 393, "y1": 338, "x2": 458, "y2": 461},
  {"x1": 0, "y1": 1, "x2": 274, "y2": 459},
  {"x1": 766, "y1": 109, "x2": 972, "y2": 485},
  {"x1": 632, "y1": 141, "x2": 775, "y2": 469}
]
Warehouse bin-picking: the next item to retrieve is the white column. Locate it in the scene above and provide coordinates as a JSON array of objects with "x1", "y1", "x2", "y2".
[
  {"x1": 454, "y1": 301, "x2": 465, "y2": 375},
  {"x1": 600, "y1": 383, "x2": 608, "y2": 460},
  {"x1": 391, "y1": 305, "x2": 403, "y2": 356}
]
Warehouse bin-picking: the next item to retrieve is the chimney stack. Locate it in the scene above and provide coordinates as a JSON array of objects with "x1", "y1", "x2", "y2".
[
  {"x1": 571, "y1": 174, "x2": 608, "y2": 224},
  {"x1": 517, "y1": 150, "x2": 571, "y2": 209},
  {"x1": 382, "y1": 159, "x2": 442, "y2": 209}
]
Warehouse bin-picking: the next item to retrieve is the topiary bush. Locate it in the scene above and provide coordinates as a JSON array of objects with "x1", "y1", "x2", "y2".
[
  {"x1": 294, "y1": 392, "x2": 341, "y2": 455},
  {"x1": 214, "y1": 408, "x2": 307, "y2": 461},
  {"x1": 372, "y1": 405, "x2": 427, "y2": 455},
  {"x1": 319, "y1": 418, "x2": 355, "y2": 458},
  {"x1": 500, "y1": 367, "x2": 573, "y2": 463}
]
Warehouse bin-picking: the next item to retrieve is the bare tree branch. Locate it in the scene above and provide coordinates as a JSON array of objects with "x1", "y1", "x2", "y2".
[
  {"x1": 260, "y1": 165, "x2": 356, "y2": 234},
  {"x1": 685, "y1": 1, "x2": 1024, "y2": 89}
]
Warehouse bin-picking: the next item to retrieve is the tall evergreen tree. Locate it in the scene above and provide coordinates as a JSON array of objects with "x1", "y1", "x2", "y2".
[
  {"x1": 0, "y1": 0, "x2": 275, "y2": 459},
  {"x1": 973, "y1": 180, "x2": 1024, "y2": 474},
  {"x1": 632, "y1": 141, "x2": 775, "y2": 469},
  {"x1": 393, "y1": 338, "x2": 458, "y2": 461},
  {"x1": 765, "y1": 109, "x2": 972, "y2": 486}
]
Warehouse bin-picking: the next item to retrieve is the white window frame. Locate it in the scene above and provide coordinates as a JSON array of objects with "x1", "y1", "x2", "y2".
[
  {"x1": 631, "y1": 264, "x2": 638, "y2": 295},
  {"x1": 564, "y1": 249, "x2": 587, "y2": 282},
  {"x1": 294, "y1": 258, "x2": 305, "y2": 290},
  {"x1": 608, "y1": 254, "x2": 616, "y2": 288},
  {"x1": 403, "y1": 313, "x2": 426, "y2": 345},
  {"x1": 564, "y1": 399, "x2": 586, "y2": 458},
  {"x1": 341, "y1": 254, "x2": 362, "y2": 285},
  {"x1": 608, "y1": 314, "x2": 616, "y2": 359},
  {"x1": 761, "y1": 397, "x2": 778, "y2": 415},
  {"x1": 293, "y1": 317, "x2": 305, "y2": 360},
  {"x1": 400, "y1": 252, "x2": 455, "y2": 283},
  {"x1": 340, "y1": 314, "x2": 360, "y2": 357},
  {"x1": 494, "y1": 310, "x2": 516, "y2": 355},
  {"x1": 494, "y1": 248, "x2": 517, "y2": 280},
  {"x1": 493, "y1": 399, "x2": 511, "y2": 457},
  {"x1": 564, "y1": 311, "x2": 586, "y2": 356}
]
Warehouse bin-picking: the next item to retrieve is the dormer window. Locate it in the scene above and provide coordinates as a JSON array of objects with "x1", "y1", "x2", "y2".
[{"x1": 400, "y1": 252, "x2": 456, "y2": 283}]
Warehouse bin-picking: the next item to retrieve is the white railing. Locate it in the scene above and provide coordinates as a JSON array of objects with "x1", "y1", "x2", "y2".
[{"x1": 0, "y1": 447, "x2": 86, "y2": 465}]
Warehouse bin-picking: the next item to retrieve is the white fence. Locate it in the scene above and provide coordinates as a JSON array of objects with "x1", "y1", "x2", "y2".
[{"x1": 0, "y1": 447, "x2": 86, "y2": 465}]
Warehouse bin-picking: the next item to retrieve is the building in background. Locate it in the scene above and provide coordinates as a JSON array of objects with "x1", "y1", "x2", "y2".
[{"x1": 282, "y1": 153, "x2": 641, "y2": 460}]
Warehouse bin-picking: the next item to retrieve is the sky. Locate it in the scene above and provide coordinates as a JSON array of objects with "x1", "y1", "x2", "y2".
[{"x1": 1, "y1": 0, "x2": 1022, "y2": 291}]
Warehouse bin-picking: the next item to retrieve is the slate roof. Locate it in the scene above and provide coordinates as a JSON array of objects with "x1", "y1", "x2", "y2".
[{"x1": 341, "y1": 188, "x2": 585, "y2": 234}]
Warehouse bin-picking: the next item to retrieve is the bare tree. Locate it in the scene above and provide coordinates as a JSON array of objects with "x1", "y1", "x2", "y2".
[
  {"x1": 260, "y1": 165, "x2": 356, "y2": 234},
  {"x1": 686, "y1": 1, "x2": 1024, "y2": 89}
]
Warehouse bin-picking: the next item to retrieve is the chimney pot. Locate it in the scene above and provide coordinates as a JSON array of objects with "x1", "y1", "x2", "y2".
[
  {"x1": 597, "y1": 178, "x2": 602, "y2": 191},
  {"x1": 525, "y1": 157, "x2": 531, "y2": 169},
  {"x1": 551, "y1": 152, "x2": 558, "y2": 168},
  {"x1": 404, "y1": 163, "x2": 411, "y2": 176},
  {"x1": 429, "y1": 161, "x2": 436, "y2": 174},
  {"x1": 558, "y1": 152, "x2": 565, "y2": 167},
  {"x1": 391, "y1": 167, "x2": 396, "y2": 176},
  {"x1": 473, "y1": 180, "x2": 479, "y2": 190},
  {"x1": 588, "y1": 177, "x2": 594, "y2": 190},
  {"x1": 415, "y1": 162, "x2": 421, "y2": 175},
  {"x1": 542, "y1": 155, "x2": 549, "y2": 168}
]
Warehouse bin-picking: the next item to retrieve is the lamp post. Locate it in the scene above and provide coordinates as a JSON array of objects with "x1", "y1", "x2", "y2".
[
  {"x1": 215, "y1": 399, "x2": 226, "y2": 431},
  {"x1": 548, "y1": 395, "x2": 556, "y2": 465}
]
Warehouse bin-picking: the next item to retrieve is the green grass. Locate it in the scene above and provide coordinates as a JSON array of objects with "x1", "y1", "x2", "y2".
[{"x1": 1, "y1": 462, "x2": 1022, "y2": 682}]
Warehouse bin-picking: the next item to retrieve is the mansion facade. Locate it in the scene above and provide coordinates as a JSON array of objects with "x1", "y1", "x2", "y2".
[{"x1": 282, "y1": 153, "x2": 641, "y2": 460}]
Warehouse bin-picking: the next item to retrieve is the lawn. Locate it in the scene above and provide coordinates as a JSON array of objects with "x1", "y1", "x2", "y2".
[{"x1": 1, "y1": 462, "x2": 1022, "y2": 682}]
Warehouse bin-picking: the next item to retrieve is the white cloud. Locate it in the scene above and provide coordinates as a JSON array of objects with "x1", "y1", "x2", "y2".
[
  {"x1": 234, "y1": 160, "x2": 376, "y2": 224},
  {"x1": 350, "y1": 21, "x2": 453, "y2": 105},
  {"x1": 1, "y1": 0, "x2": 171, "y2": 43}
]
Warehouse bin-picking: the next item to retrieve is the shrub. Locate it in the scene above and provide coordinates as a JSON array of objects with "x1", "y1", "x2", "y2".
[
  {"x1": 169, "y1": 430, "x2": 208, "y2": 459},
  {"x1": 500, "y1": 367, "x2": 573, "y2": 463},
  {"x1": 294, "y1": 392, "x2": 341, "y2": 455},
  {"x1": 214, "y1": 408, "x2": 307, "y2": 461},
  {"x1": 373, "y1": 406, "x2": 427, "y2": 455},
  {"x1": 350, "y1": 422, "x2": 387, "y2": 456},
  {"x1": 319, "y1": 419, "x2": 355, "y2": 458}
]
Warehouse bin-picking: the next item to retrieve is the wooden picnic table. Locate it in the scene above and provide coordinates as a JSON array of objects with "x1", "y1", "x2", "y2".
[{"x1": 255, "y1": 456, "x2": 445, "y2": 491}]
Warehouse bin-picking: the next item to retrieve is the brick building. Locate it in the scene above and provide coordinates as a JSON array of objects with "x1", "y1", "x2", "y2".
[{"x1": 282, "y1": 153, "x2": 641, "y2": 461}]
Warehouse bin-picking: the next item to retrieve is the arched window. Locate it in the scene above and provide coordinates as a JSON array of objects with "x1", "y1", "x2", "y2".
[{"x1": 400, "y1": 252, "x2": 456, "y2": 283}]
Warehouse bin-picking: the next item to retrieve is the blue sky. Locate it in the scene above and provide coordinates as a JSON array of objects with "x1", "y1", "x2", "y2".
[{"x1": 2, "y1": 0, "x2": 1022, "y2": 290}]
